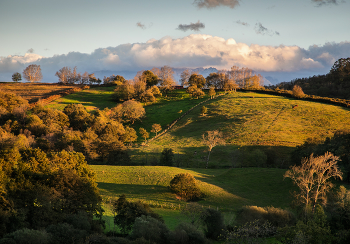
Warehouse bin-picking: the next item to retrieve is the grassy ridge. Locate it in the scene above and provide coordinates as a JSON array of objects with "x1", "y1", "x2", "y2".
[{"x1": 132, "y1": 91, "x2": 350, "y2": 167}]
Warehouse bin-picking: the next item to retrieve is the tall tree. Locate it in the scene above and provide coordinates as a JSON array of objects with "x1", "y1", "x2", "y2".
[
  {"x1": 202, "y1": 130, "x2": 225, "y2": 168},
  {"x1": 188, "y1": 73, "x2": 206, "y2": 89},
  {"x1": 284, "y1": 152, "x2": 343, "y2": 212},
  {"x1": 330, "y1": 57, "x2": 350, "y2": 81},
  {"x1": 23, "y1": 64, "x2": 42, "y2": 82},
  {"x1": 180, "y1": 69, "x2": 192, "y2": 87},
  {"x1": 12, "y1": 72, "x2": 22, "y2": 82},
  {"x1": 159, "y1": 66, "x2": 175, "y2": 95},
  {"x1": 141, "y1": 70, "x2": 159, "y2": 87}
]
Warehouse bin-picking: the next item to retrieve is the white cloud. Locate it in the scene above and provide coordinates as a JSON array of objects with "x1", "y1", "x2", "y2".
[{"x1": 0, "y1": 34, "x2": 349, "y2": 82}]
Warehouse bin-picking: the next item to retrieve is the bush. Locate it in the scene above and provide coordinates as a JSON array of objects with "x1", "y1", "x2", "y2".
[
  {"x1": 160, "y1": 148, "x2": 174, "y2": 166},
  {"x1": 4, "y1": 228, "x2": 51, "y2": 244},
  {"x1": 46, "y1": 223, "x2": 88, "y2": 244},
  {"x1": 169, "y1": 173, "x2": 203, "y2": 201},
  {"x1": 201, "y1": 208, "x2": 225, "y2": 240},
  {"x1": 236, "y1": 205, "x2": 295, "y2": 228},
  {"x1": 168, "y1": 223, "x2": 207, "y2": 244},
  {"x1": 129, "y1": 216, "x2": 169, "y2": 244},
  {"x1": 292, "y1": 85, "x2": 305, "y2": 98},
  {"x1": 113, "y1": 195, "x2": 163, "y2": 234}
]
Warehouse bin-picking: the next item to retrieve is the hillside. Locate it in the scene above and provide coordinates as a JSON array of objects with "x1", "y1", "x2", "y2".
[
  {"x1": 131, "y1": 91, "x2": 350, "y2": 167},
  {"x1": 46, "y1": 87, "x2": 350, "y2": 167}
]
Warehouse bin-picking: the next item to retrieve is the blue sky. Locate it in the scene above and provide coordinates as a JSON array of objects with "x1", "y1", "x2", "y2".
[{"x1": 0, "y1": 0, "x2": 349, "y2": 83}]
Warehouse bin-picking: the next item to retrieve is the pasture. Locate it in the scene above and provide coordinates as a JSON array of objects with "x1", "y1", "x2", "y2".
[{"x1": 91, "y1": 165, "x2": 295, "y2": 230}]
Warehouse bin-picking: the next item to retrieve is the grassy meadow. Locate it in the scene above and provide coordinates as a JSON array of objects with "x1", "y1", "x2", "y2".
[{"x1": 91, "y1": 165, "x2": 295, "y2": 231}]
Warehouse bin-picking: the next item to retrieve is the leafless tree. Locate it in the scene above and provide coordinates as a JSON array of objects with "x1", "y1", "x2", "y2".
[
  {"x1": 284, "y1": 152, "x2": 342, "y2": 212},
  {"x1": 55, "y1": 66, "x2": 71, "y2": 83},
  {"x1": 202, "y1": 130, "x2": 225, "y2": 168},
  {"x1": 23, "y1": 64, "x2": 42, "y2": 82},
  {"x1": 159, "y1": 65, "x2": 176, "y2": 95},
  {"x1": 180, "y1": 69, "x2": 192, "y2": 87}
]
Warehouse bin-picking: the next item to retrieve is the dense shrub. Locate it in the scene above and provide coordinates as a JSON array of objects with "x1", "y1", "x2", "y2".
[
  {"x1": 201, "y1": 208, "x2": 225, "y2": 240},
  {"x1": 113, "y1": 195, "x2": 163, "y2": 234},
  {"x1": 226, "y1": 220, "x2": 276, "y2": 244},
  {"x1": 169, "y1": 173, "x2": 203, "y2": 201},
  {"x1": 46, "y1": 223, "x2": 88, "y2": 244},
  {"x1": 160, "y1": 148, "x2": 174, "y2": 166},
  {"x1": 168, "y1": 223, "x2": 207, "y2": 244},
  {"x1": 292, "y1": 85, "x2": 305, "y2": 98},
  {"x1": 236, "y1": 205, "x2": 295, "y2": 227},
  {"x1": 129, "y1": 216, "x2": 169, "y2": 244},
  {"x1": 3, "y1": 228, "x2": 51, "y2": 244}
]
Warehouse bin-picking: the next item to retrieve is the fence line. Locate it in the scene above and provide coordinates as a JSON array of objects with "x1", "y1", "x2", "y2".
[{"x1": 147, "y1": 93, "x2": 226, "y2": 143}]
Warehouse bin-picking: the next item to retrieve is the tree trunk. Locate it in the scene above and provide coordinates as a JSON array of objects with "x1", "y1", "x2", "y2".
[{"x1": 206, "y1": 150, "x2": 211, "y2": 169}]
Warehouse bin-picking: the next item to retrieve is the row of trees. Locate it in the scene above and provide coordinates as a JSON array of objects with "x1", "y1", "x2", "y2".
[
  {"x1": 271, "y1": 57, "x2": 350, "y2": 99},
  {"x1": 11, "y1": 65, "x2": 101, "y2": 84},
  {"x1": 55, "y1": 66, "x2": 101, "y2": 85},
  {"x1": 180, "y1": 66, "x2": 263, "y2": 90}
]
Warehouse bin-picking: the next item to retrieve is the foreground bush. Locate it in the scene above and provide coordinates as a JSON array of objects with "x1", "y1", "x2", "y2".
[
  {"x1": 130, "y1": 216, "x2": 169, "y2": 244},
  {"x1": 169, "y1": 173, "x2": 203, "y2": 201},
  {"x1": 113, "y1": 195, "x2": 163, "y2": 234}
]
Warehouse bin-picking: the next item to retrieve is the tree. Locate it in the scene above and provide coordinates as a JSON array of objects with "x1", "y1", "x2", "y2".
[
  {"x1": 23, "y1": 64, "x2": 42, "y2": 82},
  {"x1": 187, "y1": 85, "x2": 204, "y2": 99},
  {"x1": 208, "y1": 87, "x2": 216, "y2": 99},
  {"x1": 12, "y1": 72, "x2": 22, "y2": 82},
  {"x1": 81, "y1": 71, "x2": 89, "y2": 84},
  {"x1": 180, "y1": 69, "x2": 191, "y2": 87},
  {"x1": 200, "y1": 106, "x2": 207, "y2": 116},
  {"x1": 139, "y1": 127, "x2": 149, "y2": 143},
  {"x1": 202, "y1": 130, "x2": 225, "y2": 168},
  {"x1": 159, "y1": 65, "x2": 175, "y2": 95},
  {"x1": 169, "y1": 173, "x2": 203, "y2": 201},
  {"x1": 188, "y1": 73, "x2": 206, "y2": 89},
  {"x1": 67, "y1": 66, "x2": 81, "y2": 84},
  {"x1": 160, "y1": 148, "x2": 174, "y2": 166},
  {"x1": 141, "y1": 70, "x2": 159, "y2": 87},
  {"x1": 330, "y1": 57, "x2": 350, "y2": 81},
  {"x1": 112, "y1": 80, "x2": 135, "y2": 101},
  {"x1": 88, "y1": 73, "x2": 97, "y2": 84},
  {"x1": 284, "y1": 152, "x2": 343, "y2": 212},
  {"x1": 151, "y1": 123, "x2": 162, "y2": 136},
  {"x1": 55, "y1": 67, "x2": 71, "y2": 83},
  {"x1": 292, "y1": 85, "x2": 305, "y2": 98},
  {"x1": 121, "y1": 100, "x2": 145, "y2": 124}
]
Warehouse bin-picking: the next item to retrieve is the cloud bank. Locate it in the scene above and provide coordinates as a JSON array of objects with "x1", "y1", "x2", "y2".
[
  {"x1": 1, "y1": 34, "x2": 349, "y2": 83},
  {"x1": 193, "y1": 0, "x2": 240, "y2": 9},
  {"x1": 177, "y1": 21, "x2": 205, "y2": 31}
]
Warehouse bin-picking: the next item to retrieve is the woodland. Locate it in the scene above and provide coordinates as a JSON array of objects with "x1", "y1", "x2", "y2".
[{"x1": 0, "y1": 58, "x2": 350, "y2": 243}]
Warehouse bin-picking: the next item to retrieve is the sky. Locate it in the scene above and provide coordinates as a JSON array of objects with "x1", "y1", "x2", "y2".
[{"x1": 0, "y1": 0, "x2": 349, "y2": 84}]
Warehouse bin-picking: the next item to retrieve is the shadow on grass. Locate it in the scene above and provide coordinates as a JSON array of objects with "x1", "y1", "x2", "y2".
[{"x1": 96, "y1": 183, "x2": 173, "y2": 201}]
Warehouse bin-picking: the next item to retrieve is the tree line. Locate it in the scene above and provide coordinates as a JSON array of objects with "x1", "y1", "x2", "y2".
[{"x1": 269, "y1": 57, "x2": 350, "y2": 100}]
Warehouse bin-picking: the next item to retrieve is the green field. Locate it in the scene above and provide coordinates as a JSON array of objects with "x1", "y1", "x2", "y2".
[{"x1": 91, "y1": 165, "x2": 295, "y2": 231}]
